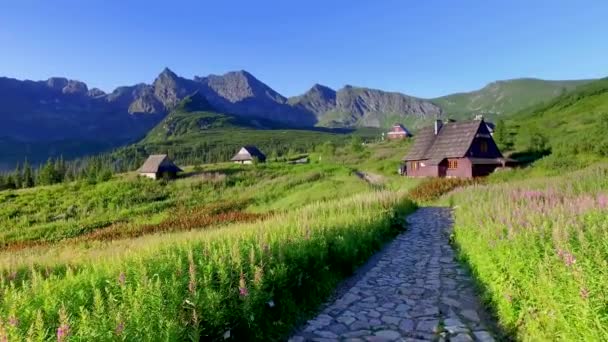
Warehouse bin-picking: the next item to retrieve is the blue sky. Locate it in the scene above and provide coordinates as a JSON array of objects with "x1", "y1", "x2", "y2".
[{"x1": 1, "y1": 0, "x2": 607, "y2": 98}]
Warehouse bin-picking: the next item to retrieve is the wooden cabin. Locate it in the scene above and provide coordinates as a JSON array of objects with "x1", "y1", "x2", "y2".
[
  {"x1": 231, "y1": 146, "x2": 266, "y2": 164},
  {"x1": 402, "y1": 119, "x2": 504, "y2": 178},
  {"x1": 137, "y1": 154, "x2": 182, "y2": 180},
  {"x1": 387, "y1": 123, "x2": 412, "y2": 140}
]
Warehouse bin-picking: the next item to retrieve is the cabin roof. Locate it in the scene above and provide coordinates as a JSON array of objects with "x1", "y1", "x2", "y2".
[
  {"x1": 231, "y1": 145, "x2": 266, "y2": 161},
  {"x1": 389, "y1": 123, "x2": 412, "y2": 135},
  {"x1": 138, "y1": 154, "x2": 183, "y2": 173},
  {"x1": 403, "y1": 120, "x2": 485, "y2": 161}
]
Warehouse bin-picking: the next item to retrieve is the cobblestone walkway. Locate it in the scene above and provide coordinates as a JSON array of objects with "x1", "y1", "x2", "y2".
[{"x1": 290, "y1": 207, "x2": 496, "y2": 342}]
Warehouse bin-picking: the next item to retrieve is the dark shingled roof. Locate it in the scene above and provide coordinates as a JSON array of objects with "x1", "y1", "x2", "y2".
[
  {"x1": 231, "y1": 145, "x2": 266, "y2": 162},
  {"x1": 403, "y1": 120, "x2": 486, "y2": 162},
  {"x1": 138, "y1": 154, "x2": 183, "y2": 173}
]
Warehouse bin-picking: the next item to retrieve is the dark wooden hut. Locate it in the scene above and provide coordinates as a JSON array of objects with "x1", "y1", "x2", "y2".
[{"x1": 402, "y1": 119, "x2": 504, "y2": 178}]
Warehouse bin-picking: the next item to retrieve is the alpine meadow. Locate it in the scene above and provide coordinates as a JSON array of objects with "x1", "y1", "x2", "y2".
[{"x1": 2, "y1": 2, "x2": 608, "y2": 341}]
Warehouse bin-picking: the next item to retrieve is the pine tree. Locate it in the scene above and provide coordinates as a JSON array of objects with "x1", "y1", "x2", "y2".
[
  {"x1": 38, "y1": 159, "x2": 60, "y2": 186},
  {"x1": 22, "y1": 159, "x2": 34, "y2": 188},
  {"x1": 12, "y1": 163, "x2": 22, "y2": 189}
]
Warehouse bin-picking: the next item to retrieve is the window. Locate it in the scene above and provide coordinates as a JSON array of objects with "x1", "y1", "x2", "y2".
[
  {"x1": 411, "y1": 161, "x2": 419, "y2": 170},
  {"x1": 448, "y1": 160, "x2": 458, "y2": 169},
  {"x1": 480, "y1": 141, "x2": 488, "y2": 153}
]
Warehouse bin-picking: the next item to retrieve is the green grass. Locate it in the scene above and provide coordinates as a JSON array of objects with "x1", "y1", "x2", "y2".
[
  {"x1": 0, "y1": 162, "x2": 382, "y2": 248},
  {"x1": 500, "y1": 78, "x2": 608, "y2": 170},
  {"x1": 432, "y1": 78, "x2": 591, "y2": 118},
  {"x1": 0, "y1": 135, "x2": 418, "y2": 340},
  {"x1": 445, "y1": 164, "x2": 608, "y2": 340},
  {"x1": 0, "y1": 189, "x2": 416, "y2": 341}
]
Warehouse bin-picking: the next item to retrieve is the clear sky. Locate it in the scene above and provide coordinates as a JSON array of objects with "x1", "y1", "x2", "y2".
[{"x1": 1, "y1": 0, "x2": 607, "y2": 98}]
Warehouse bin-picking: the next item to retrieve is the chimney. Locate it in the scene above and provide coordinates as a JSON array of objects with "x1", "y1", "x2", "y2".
[{"x1": 434, "y1": 119, "x2": 443, "y2": 135}]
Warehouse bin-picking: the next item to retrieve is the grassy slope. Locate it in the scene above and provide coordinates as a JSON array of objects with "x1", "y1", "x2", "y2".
[
  {"x1": 0, "y1": 141, "x2": 418, "y2": 340},
  {"x1": 509, "y1": 78, "x2": 608, "y2": 148},
  {"x1": 443, "y1": 165, "x2": 608, "y2": 340},
  {"x1": 432, "y1": 78, "x2": 591, "y2": 119}
]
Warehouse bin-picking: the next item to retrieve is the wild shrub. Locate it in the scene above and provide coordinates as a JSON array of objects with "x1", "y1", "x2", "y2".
[{"x1": 408, "y1": 177, "x2": 481, "y2": 202}]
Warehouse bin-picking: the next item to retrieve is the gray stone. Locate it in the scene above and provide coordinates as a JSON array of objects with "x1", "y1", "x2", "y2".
[
  {"x1": 374, "y1": 329, "x2": 401, "y2": 340},
  {"x1": 415, "y1": 319, "x2": 439, "y2": 333},
  {"x1": 381, "y1": 315, "x2": 401, "y2": 325},
  {"x1": 398, "y1": 319, "x2": 415, "y2": 332},
  {"x1": 368, "y1": 310, "x2": 381, "y2": 318},
  {"x1": 450, "y1": 333, "x2": 474, "y2": 342},
  {"x1": 315, "y1": 330, "x2": 339, "y2": 339},
  {"x1": 343, "y1": 330, "x2": 371, "y2": 338},
  {"x1": 328, "y1": 323, "x2": 348, "y2": 335},
  {"x1": 473, "y1": 331, "x2": 495, "y2": 342},
  {"x1": 351, "y1": 320, "x2": 371, "y2": 330},
  {"x1": 337, "y1": 316, "x2": 356, "y2": 325},
  {"x1": 460, "y1": 309, "x2": 480, "y2": 323}
]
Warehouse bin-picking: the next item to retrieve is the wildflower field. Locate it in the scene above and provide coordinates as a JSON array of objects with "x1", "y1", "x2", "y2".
[
  {"x1": 447, "y1": 164, "x2": 608, "y2": 340},
  {"x1": 0, "y1": 148, "x2": 418, "y2": 340}
]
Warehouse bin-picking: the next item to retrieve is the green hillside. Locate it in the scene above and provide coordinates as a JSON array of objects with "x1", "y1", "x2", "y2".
[
  {"x1": 506, "y1": 78, "x2": 608, "y2": 160},
  {"x1": 433, "y1": 78, "x2": 592, "y2": 119},
  {"x1": 119, "y1": 95, "x2": 382, "y2": 166}
]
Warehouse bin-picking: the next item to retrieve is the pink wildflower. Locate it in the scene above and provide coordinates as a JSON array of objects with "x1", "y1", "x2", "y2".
[
  {"x1": 115, "y1": 321, "x2": 125, "y2": 335},
  {"x1": 239, "y1": 273, "x2": 249, "y2": 297},
  {"x1": 57, "y1": 323, "x2": 70, "y2": 342},
  {"x1": 597, "y1": 194, "x2": 608, "y2": 209},
  {"x1": 556, "y1": 249, "x2": 576, "y2": 267},
  {"x1": 8, "y1": 316, "x2": 18, "y2": 327},
  {"x1": 188, "y1": 252, "x2": 197, "y2": 294},
  {"x1": 118, "y1": 272, "x2": 126, "y2": 286},
  {"x1": 564, "y1": 253, "x2": 576, "y2": 267},
  {"x1": 580, "y1": 287, "x2": 590, "y2": 300}
]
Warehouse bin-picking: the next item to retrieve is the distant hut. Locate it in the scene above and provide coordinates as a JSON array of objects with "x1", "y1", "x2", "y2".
[
  {"x1": 231, "y1": 146, "x2": 266, "y2": 164},
  {"x1": 137, "y1": 154, "x2": 182, "y2": 180},
  {"x1": 387, "y1": 123, "x2": 413, "y2": 140}
]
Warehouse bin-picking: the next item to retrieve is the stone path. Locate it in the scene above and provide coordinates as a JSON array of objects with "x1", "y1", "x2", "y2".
[{"x1": 290, "y1": 207, "x2": 497, "y2": 342}]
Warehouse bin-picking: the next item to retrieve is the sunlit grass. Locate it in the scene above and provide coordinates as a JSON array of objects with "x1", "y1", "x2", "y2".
[{"x1": 448, "y1": 164, "x2": 608, "y2": 340}]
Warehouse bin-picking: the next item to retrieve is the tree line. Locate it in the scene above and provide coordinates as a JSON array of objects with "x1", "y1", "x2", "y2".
[{"x1": 0, "y1": 157, "x2": 116, "y2": 190}]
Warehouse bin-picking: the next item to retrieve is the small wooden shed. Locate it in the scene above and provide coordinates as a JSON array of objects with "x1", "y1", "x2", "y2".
[
  {"x1": 137, "y1": 154, "x2": 182, "y2": 180},
  {"x1": 231, "y1": 146, "x2": 266, "y2": 164},
  {"x1": 387, "y1": 123, "x2": 413, "y2": 140}
]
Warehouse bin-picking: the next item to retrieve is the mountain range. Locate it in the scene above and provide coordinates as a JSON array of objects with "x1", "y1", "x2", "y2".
[{"x1": 0, "y1": 68, "x2": 596, "y2": 167}]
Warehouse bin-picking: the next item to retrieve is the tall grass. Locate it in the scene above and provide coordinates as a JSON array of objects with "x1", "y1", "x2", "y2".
[
  {"x1": 448, "y1": 164, "x2": 608, "y2": 340},
  {"x1": 0, "y1": 191, "x2": 416, "y2": 341}
]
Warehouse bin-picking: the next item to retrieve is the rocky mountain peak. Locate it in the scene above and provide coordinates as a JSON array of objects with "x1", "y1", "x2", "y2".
[
  {"x1": 153, "y1": 68, "x2": 193, "y2": 108},
  {"x1": 87, "y1": 88, "x2": 106, "y2": 97},
  {"x1": 46, "y1": 77, "x2": 69, "y2": 91},
  {"x1": 62, "y1": 80, "x2": 88, "y2": 95},
  {"x1": 205, "y1": 70, "x2": 286, "y2": 104},
  {"x1": 309, "y1": 84, "x2": 336, "y2": 96}
]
